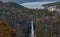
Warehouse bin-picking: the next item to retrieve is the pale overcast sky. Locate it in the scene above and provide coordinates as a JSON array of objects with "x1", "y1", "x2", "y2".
[{"x1": 1, "y1": 0, "x2": 60, "y2": 2}]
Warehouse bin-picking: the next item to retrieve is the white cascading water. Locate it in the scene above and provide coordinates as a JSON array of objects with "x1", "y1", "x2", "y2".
[{"x1": 31, "y1": 20, "x2": 35, "y2": 37}]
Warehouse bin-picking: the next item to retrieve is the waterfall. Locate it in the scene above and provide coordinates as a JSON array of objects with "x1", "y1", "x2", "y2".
[{"x1": 31, "y1": 20, "x2": 35, "y2": 37}]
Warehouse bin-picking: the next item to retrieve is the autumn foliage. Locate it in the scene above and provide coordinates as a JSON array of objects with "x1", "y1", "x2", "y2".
[{"x1": 0, "y1": 20, "x2": 19, "y2": 37}]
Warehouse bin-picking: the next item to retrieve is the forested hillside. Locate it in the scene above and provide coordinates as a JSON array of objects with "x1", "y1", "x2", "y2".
[
  {"x1": 0, "y1": 20, "x2": 19, "y2": 37},
  {"x1": 0, "y1": 1, "x2": 60, "y2": 37}
]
